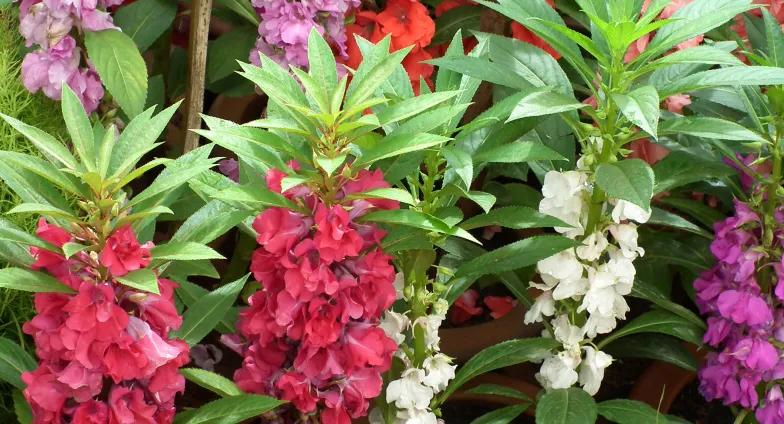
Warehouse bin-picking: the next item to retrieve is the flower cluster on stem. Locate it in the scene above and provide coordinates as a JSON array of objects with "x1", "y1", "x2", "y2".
[
  {"x1": 23, "y1": 219, "x2": 189, "y2": 423},
  {"x1": 525, "y1": 140, "x2": 651, "y2": 395},
  {"x1": 18, "y1": 0, "x2": 114, "y2": 112},
  {"x1": 250, "y1": 0, "x2": 360, "y2": 70},
  {"x1": 230, "y1": 164, "x2": 400, "y2": 424}
]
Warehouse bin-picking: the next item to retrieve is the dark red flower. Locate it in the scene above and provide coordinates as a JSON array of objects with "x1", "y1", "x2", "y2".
[{"x1": 99, "y1": 226, "x2": 152, "y2": 277}]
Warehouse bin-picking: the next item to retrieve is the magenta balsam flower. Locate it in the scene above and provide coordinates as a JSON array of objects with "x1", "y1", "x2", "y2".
[
  {"x1": 21, "y1": 219, "x2": 189, "y2": 424},
  {"x1": 695, "y1": 200, "x2": 784, "y2": 423},
  {"x1": 231, "y1": 166, "x2": 399, "y2": 424}
]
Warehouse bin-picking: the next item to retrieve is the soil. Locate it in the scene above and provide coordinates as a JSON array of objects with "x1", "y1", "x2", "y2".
[{"x1": 668, "y1": 380, "x2": 734, "y2": 424}]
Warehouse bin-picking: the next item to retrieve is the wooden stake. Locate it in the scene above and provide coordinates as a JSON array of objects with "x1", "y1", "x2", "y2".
[{"x1": 183, "y1": 0, "x2": 212, "y2": 153}]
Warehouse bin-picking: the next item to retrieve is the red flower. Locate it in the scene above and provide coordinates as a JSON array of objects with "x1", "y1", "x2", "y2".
[
  {"x1": 276, "y1": 371, "x2": 318, "y2": 413},
  {"x1": 147, "y1": 362, "x2": 187, "y2": 403},
  {"x1": 314, "y1": 204, "x2": 363, "y2": 263},
  {"x1": 253, "y1": 208, "x2": 311, "y2": 256},
  {"x1": 483, "y1": 295, "x2": 517, "y2": 319},
  {"x1": 72, "y1": 400, "x2": 109, "y2": 424},
  {"x1": 344, "y1": 11, "x2": 385, "y2": 71},
  {"x1": 63, "y1": 282, "x2": 128, "y2": 342},
  {"x1": 22, "y1": 366, "x2": 68, "y2": 423},
  {"x1": 108, "y1": 386, "x2": 157, "y2": 424},
  {"x1": 304, "y1": 298, "x2": 344, "y2": 347},
  {"x1": 451, "y1": 289, "x2": 483, "y2": 324},
  {"x1": 402, "y1": 47, "x2": 434, "y2": 85},
  {"x1": 99, "y1": 226, "x2": 152, "y2": 277},
  {"x1": 127, "y1": 278, "x2": 183, "y2": 335},
  {"x1": 36, "y1": 218, "x2": 71, "y2": 246},
  {"x1": 376, "y1": 0, "x2": 435, "y2": 51},
  {"x1": 342, "y1": 169, "x2": 400, "y2": 211}
]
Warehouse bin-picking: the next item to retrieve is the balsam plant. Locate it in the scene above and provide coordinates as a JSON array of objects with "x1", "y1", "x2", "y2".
[
  {"x1": 431, "y1": 0, "x2": 784, "y2": 421},
  {"x1": 196, "y1": 29, "x2": 581, "y2": 424},
  {"x1": 0, "y1": 86, "x2": 284, "y2": 424}
]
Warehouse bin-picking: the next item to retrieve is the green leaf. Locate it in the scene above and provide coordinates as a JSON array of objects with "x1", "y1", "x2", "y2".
[
  {"x1": 484, "y1": 32, "x2": 573, "y2": 95},
  {"x1": 354, "y1": 132, "x2": 450, "y2": 167},
  {"x1": 595, "y1": 159, "x2": 655, "y2": 211},
  {"x1": 536, "y1": 388, "x2": 598, "y2": 424},
  {"x1": 648, "y1": 208, "x2": 711, "y2": 238},
  {"x1": 316, "y1": 155, "x2": 347, "y2": 176},
  {"x1": 0, "y1": 337, "x2": 37, "y2": 389},
  {"x1": 0, "y1": 113, "x2": 79, "y2": 169},
  {"x1": 116, "y1": 269, "x2": 160, "y2": 294},
  {"x1": 0, "y1": 151, "x2": 86, "y2": 197},
  {"x1": 433, "y1": 6, "x2": 482, "y2": 44},
  {"x1": 471, "y1": 405, "x2": 527, "y2": 424},
  {"x1": 659, "y1": 66, "x2": 784, "y2": 97},
  {"x1": 460, "y1": 206, "x2": 568, "y2": 230},
  {"x1": 308, "y1": 29, "x2": 338, "y2": 102},
  {"x1": 8, "y1": 202, "x2": 78, "y2": 220},
  {"x1": 604, "y1": 334, "x2": 698, "y2": 371},
  {"x1": 598, "y1": 309, "x2": 704, "y2": 349},
  {"x1": 173, "y1": 394, "x2": 284, "y2": 424},
  {"x1": 658, "y1": 116, "x2": 766, "y2": 142},
  {"x1": 377, "y1": 91, "x2": 460, "y2": 128},
  {"x1": 597, "y1": 399, "x2": 670, "y2": 424},
  {"x1": 129, "y1": 149, "x2": 217, "y2": 207},
  {"x1": 0, "y1": 217, "x2": 58, "y2": 252},
  {"x1": 84, "y1": 29, "x2": 148, "y2": 118},
  {"x1": 62, "y1": 242, "x2": 89, "y2": 259},
  {"x1": 110, "y1": 101, "x2": 181, "y2": 178},
  {"x1": 214, "y1": 0, "x2": 259, "y2": 26},
  {"x1": 362, "y1": 209, "x2": 480, "y2": 244},
  {"x1": 212, "y1": 184, "x2": 300, "y2": 211},
  {"x1": 152, "y1": 242, "x2": 224, "y2": 261},
  {"x1": 0, "y1": 267, "x2": 74, "y2": 293},
  {"x1": 440, "y1": 338, "x2": 558, "y2": 401},
  {"x1": 764, "y1": 8, "x2": 784, "y2": 67},
  {"x1": 172, "y1": 274, "x2": 248, "y2": 345},
  {"x1": 454, "y1": 235, "x2": 573, "y2": 279},
  {"x1": 629, "y1": 279, "x2": 705, "y2": 329},
  {"x1": 13, "y1": 389, "x2": 31, "y2": 424},
  {"x1": 652, "y1": 151, "x2": 733, "y2": 193},
  {"x1": 345, "y1": 41, "x2": 411, "y2": 109},
  {"x1": 442, "y1": 146, "x2": 473, "y2": 189},
  {"x1": 647, "y1": 45, "x2": 743, "y2": 68},
  {"x1": 113, "y1": 0, "x2": 177, "y2": 52},
  {"x1": 638, "y1": 0, "x2": 753, "y2": 64},
  {"x1": 172, "y1": 200, "x2": 254, "y2": 245},
  {"x1": 206, "y1": 26, "x2": 258, "y2": 83},
  {"x1": 350, "y1": 188, "x2": 416, "y2": 206},
  {"x1": 196, "y1": 125, "x2": 307, "y2": 165},
  {"x1": 61, "y1": 85, "x2": 96, "y2": 170},
  {"x1": 474, "y1": 142, "x2": 567, "y2": 163},
  {"x1": 180, "y1": 368, "x2": 242, "y2": 397},
  {"x1": 428, "y1": 55, "x2": 529, "y2": 90},
  {"x1": 174, "y1": 280, "x2": 236, "y2": 333},
  {"x1": 465, "y1": 384, "x2": 531, "y2": 401},
  {"x1": 508, "y1": 91, "x2": 586, "y2": 121},
  {"x1": 612, "y1": 86, "x2": 660, "y2": 138}
]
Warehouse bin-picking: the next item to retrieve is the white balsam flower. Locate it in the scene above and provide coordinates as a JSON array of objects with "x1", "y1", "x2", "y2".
[
  {"x1": 609, "y1": 223, "x2": 644, "y2": 258},
  {"x1": 394, "y1": 272, "x2": 405, "y2": 299},
  {"x1": 552, "y1": 315, "x2": 585, "y2": 351},
  {"x1": 582, "y1": 313, "x2": 617, "y2": 338},
  {"x1": 536, "y1": 350, "x2": 581, "y2": 390},
  {"x1": 611, "y1": 200, "x2": 651, "y2": 224},
  {"x1": 524, "y1": 291, "x2": 555, "y2": 324},
  {"x1": 576, "y1": 231, "x2": 609, "y2": 261},
  {"x1": 540, "y1": 170, "x2": 587, "y2": 236},
  {"x1": 537, "y1": 249, "x2": 584, "y2": 282},
  {"x1": 380, "y1": 311, "x2": 410, "y2": 345},
  {"x1": 395, "y1": 407, "x2": 438, "y2": 424},
  {"x1": 387, "y1": 368, "x2": 434, "y2": 411},
  {"x1": 413, "y1": 313, "x2": 444, "y2": 349},
  {"x1": 422, "y1": 353, "x2": 456, "y2": 392},
  {"x1": 579, "y1": 347, "x2": 613, "y2": 395}
]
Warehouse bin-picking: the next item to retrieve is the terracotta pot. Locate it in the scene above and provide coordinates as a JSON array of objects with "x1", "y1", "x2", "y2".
[
  {"x1": 629, "y1": 346, "x2": 704, "y2": 412},
  {"x1": 441, "y1": 305, "x2": 541, "y2": 363}
]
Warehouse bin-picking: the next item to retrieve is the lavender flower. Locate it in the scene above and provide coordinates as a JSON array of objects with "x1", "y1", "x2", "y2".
[
  {"x1": 249, "y1": 0, "x2": 359, "y2": 70},
  {"x1": 18, "y1": 0, "x2": 118, "y2": 112}
]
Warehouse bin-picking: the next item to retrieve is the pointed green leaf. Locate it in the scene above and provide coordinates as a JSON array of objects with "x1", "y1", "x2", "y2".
[
  {"x1": 174, "y1": 393, "x2": 284, "y2": 424},
  {"x1": 454, "y1": 235, "x2": 573, "y2": 279},
  {"x1": 116, "y1": 269, "x2": 160, "y2": 294},
  {"x1": 474, "y1": 142, "x2": 567, "y2": 163},
  {"x1": 598, "y1": 309, "x2": 704, "y2": 348},
  {"x1": 508, "y1": 91, "x2": 586, "y2": 121},
  {"x1": 595, "y1": 159, "x2": 655, "y2": 212},
  {"x1": 62, "y1": 242, "x2": 89, "y2": 259},
  {"x1": 460, "y1": 206, "x2": 569, "y2": 230},
  {"x1": 61, "y1": 85, "x2": 96, "y2": 170},
  {"x1": 84, "y1": 29, "x2": 148, "y2": 118},
  {"x1": 172, "y1": 274, "x2": 248, "y2": 345},
  {"x1": 536, "y1": 388, "x2": 598, "y2": 424},
  {"x1": 0, "y1": 267, "x2": 74, "y2": 293},
  {"x1": 180, "y1": 368, "x2": 242, "y2": 397},
  {"x1": 361, "y1": 209, "x2": 480, "y2": 243},
  {"x1": 0, "y1": 337, "x2": 37, "y2": 389},
  {"x1": 0, "y1": 113, "x2": 79, "y2": 169},
  {"x1": 612, "y1": 86, "x2": 660, "y2": 139},
  {"x1": 151, "y1": 242, "x2": 224, "y2": 262}
]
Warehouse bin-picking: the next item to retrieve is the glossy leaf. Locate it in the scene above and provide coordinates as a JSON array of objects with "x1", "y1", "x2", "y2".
[
  {"x1": 658, "y1": 117, "x2": 766, "y2": 142},
  {"x1": 508, "y1": 91, "x2": 586, "y2": 121},
  {"x1": 653, "y1": 151, "x2": 733, "y2": 194},
  {"x1": 362, "y1": 209, "x2": 480, "y2": 244},
  {"x1": 595, "y1": 159, "x2": 654, "y2": 211},
  {"x1": 113, "y1": 0, "x2": 177, "y2": 52},
  {"x1": 61, "y1": 85, "x2": 95, "y2": 170},
  {"x1": 0, "y1": 337, "x2": 36, "y2": 389},
  {"x1": 597, "y1": 399, "x2": 670, "y2": 424},
  {"x1": 460, "y1": 206, "x2": 568, "y2": 230},
  {"x1": 465, "y1": 384, "x2": 531, "y2": 401},
  {"x1": 0, "y1": 268, "x2": 74, "y2": 293},
  {"x1": 152, "y1": 242, "x2": 224, "y2": 262},
  {"x1": 612, "y1": 86, "x2": 659, "y2": 138},
  {"x1": 173, "y1": 394, "x2": 284, "y2": 424},
  {"x1": 172, "y1": 274, "x2": 248, "y2": 345},
  {"x1": 604, "y1": 334, "x2": 698, "y2": 371},
  {"x1": 471, "y1": 405, "x2": 527, "y2": 424},
  {"x1": 116, "y1": 269, "x2": 160, "y2": 294},
  {"x1": 535, "y1": 388, "x2": 597, "y2": 424},
  {"x1": 454, "y1": 235, "x2": 573, "y2": 279},
  {"x1": 474, "y1": 142, "x2": 567, "y2": 163},
  {"x1": 598, "y1": 309, "x2": 704, "y2": 348},
  {"x1": 659, "y1": 66, "x2": 784, "y2": 97},
  {"x1": 180, "y1": 368, "x2": 242, "y2": 397},
  {"x1": 84, "y1": 29, "x2": 148, "y2": 118}
]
